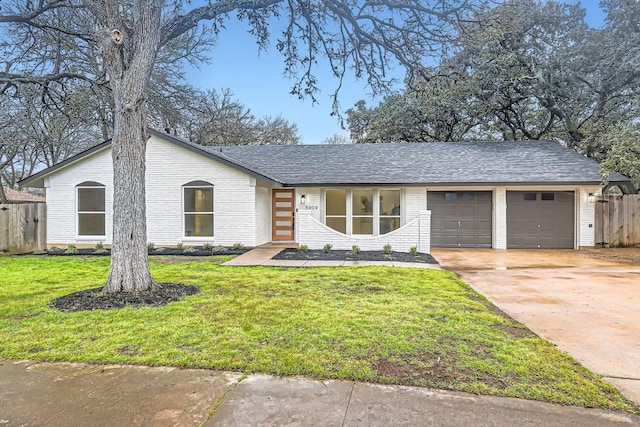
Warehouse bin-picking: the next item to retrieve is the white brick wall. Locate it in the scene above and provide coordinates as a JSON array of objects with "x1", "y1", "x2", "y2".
[
  {"x1": 255, "y1": 185, "x2": 271, "y2": 246},
  {"x1": 46, "y1": 135, "x2": 260, "y2": 247},
  {"x1": 146, "y1": 136, "x2": 257, "y2": 246},
  {"x1": 578, "y1": 186, "x2": 599, "y2": 248},
  {"x1": 494, "y1": 187, "x2": 507, "y2": 249},
  {"x1": 295, "y1": 188, "x2": 322, "y2": 222},
  {"x1": 45, "y1": 147, "x2": 114, "y2": 246},
  {"x1": 296, "y1": 210, "x2": 431, "y2": 252},
  {"x1": 404, "y1": 187, "x2": 427, "y2": 221}
]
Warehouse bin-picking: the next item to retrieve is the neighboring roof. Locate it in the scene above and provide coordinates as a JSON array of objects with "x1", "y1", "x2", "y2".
[
  {"x1": 1, "y1": 187, "x2": 45, "y2": 203},
  {"x1": 19, "y1": 129, "x2": 630, "y2": 188}
]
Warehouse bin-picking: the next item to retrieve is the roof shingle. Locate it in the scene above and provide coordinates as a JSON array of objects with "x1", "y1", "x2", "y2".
[
  {"x1": 205, "y1": 140, "x2": 621, "y2": 186},
  {"x1": 19, "y1": 129, "x2": 629, "y2": 188}
]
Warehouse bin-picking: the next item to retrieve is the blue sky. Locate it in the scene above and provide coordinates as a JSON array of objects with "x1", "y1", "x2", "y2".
[{"x1": 185, "y1": 1, "x2": 607, "y2": 145}]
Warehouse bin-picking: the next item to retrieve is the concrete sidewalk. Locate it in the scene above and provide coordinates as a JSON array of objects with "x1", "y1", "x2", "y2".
[{"x1": 1, "y1": 360, "x2": 638, "y2": 426}]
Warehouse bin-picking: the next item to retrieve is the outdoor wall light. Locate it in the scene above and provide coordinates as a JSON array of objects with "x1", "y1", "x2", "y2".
[
  {"x1": 300, "y1": 194, "x2": 306, "y2": 204},
  {"x1": 588, "y1": 193, "x2": 595, "y2": 203}
]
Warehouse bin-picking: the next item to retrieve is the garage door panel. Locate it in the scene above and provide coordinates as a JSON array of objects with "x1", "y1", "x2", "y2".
[
  {"x1": 476, "y1": 206, "x2": 492, "y2": 217},
  {"x1": 443, "y1": 220, "x2": 461, "y2": 229},
  {"x1": 460, "y1": 221, "x2": 490, "y2": 231},
  {"x1": 442, "y1": 206, "x2": 473, "y2": 217},
  {"x1": 475, "y1": 219, "x2": 492, "y2": 230},
  {"x1": 457, "y1": 206, "x2": 477, "y2": 217},
  {"x1": 443, "y1": 236, "x2": 460, "y2": 246},
  {"x1": 459, "y1": 222, "x2": 476, "y2": 231},
  {"x1": 507, "y1": 191, "x2": 574, "y2": 249},
  {"x1": 459, "y1": 235, "x2": 492, "y2": 245},
  {"x1": 429, "y1": 191, "x2": 492, "y2": 248}
]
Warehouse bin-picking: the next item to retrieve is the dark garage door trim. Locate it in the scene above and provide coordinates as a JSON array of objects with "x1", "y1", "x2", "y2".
[
  {"x1": 507, "y1": 191, "x2": 575, "y2": 249},
  {"x1": 428, "y1": 191, "x2": 492, "y2": 248}
]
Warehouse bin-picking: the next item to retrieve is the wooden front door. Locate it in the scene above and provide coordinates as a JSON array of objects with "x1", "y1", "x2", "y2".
[{"x1": 272, "y1": 189, "x2": 295, "y2": 241}]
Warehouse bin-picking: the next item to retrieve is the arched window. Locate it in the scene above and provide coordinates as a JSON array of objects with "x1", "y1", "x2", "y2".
[
  {"x1": 183, "y1": 181, "x2": 214, "y2": 237},
  {"x1": 77, "y1": 181, "x2": 105, "y2": 237}
]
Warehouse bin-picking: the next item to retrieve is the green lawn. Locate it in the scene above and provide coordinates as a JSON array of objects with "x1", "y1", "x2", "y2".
[{"x1": 0, "y1": 255, "x2": 636, "y2": 413}]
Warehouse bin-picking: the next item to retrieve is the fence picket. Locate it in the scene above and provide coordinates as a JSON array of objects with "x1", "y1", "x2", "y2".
[
  {"x1": 595, "y1": 195, "x2": 640, "y2": 247},
  {"x1": 0, "y1": 203, "x2": 46, "y2": 253}
]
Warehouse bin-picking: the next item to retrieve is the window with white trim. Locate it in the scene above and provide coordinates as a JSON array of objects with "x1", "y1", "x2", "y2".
[
  {"x1": 379, "y1": 189, "x2": 401, "y2": 234},
  {"x1": 325, "y1": 189, "x2": 347, "y2": 234},
  {"x1": 324, "y1": 189, "x2": 401, "y2": 235},
  {"x1": 183, "y1": 181, "x2": 214, "y2": 237},
  {"x1": 77, "y1": 182, "x2": 105, "y2": 237}
]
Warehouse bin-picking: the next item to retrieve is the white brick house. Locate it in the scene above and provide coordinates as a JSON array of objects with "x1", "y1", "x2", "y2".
[{"x1": 20, "y1": 129, "x2": 629, "y2": 252}]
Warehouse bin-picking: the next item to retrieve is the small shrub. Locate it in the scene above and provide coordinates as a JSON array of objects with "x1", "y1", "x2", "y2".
[
  {"x1": 323, "y1": 243, "x2": 333, "y2": 253},
  {"x1": 409, "y1": 246, "x2": 418, "y2": 256},
  {"x1": 298, "y1": 244, "x2": 309, "y2": 252},
  {"x1": 232, "y1": 242, "x2": 245, "y2": 250},
  {"x1": 155, "y1": 247, "x2": 165, "y2": 252},
  {"x1": 184, "y1": 246, "x2": 196, "y2": 253},
  {"x1": 212, "y1": 245, "x2": 226, "y2": 253},
  {"x1": 94, "y1": 242, "x2": 107, "y2": 254},
  {"x1": 352, "y1": 245, "x2": 361, "y2": 254},
  {"x1": 48, "y1": 246, "x2": 61, "y2": 253},
  {"x1": 383, "y1": 243, "x2": 392, "y2": 255},
  {"x1": 147, "y1": 242, "x2": 155, "y2": 251},
  {"x1": 203, "y1": 243, "x2": 212, "y2": 250},
  {"x1": 65, "y1": 245, "x2": 78, "y2": 254},
  {"x1": 176, "y1": 242, "x2": 183, "y2": 250}
]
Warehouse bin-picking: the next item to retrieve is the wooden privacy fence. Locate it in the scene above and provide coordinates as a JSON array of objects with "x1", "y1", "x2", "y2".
[
  {"x1": 0, "y1": 203, "x2": 46, "y2": 253},
  {"x1": 595, "y1": 195, "x2": 640, "y2": 247}
]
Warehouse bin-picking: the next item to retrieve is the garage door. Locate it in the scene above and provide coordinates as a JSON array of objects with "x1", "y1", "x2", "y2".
[
  {"x1": 428, "y1": 191, "x2": 492, "y2": 248},
  {"x1": 507, "y1": 191, "x2": 574, "y2": 249}
]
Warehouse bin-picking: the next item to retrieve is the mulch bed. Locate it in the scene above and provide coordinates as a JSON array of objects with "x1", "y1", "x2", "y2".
[
  {"x1": 273, "y1": 249, "x2": 438, "y2": 264},
  {"x1": 50, "y1": 283, "x2": 200, "y2": 312},
  {"x1": 37, "y1": 247, "x2": 248, "y2": 257}
]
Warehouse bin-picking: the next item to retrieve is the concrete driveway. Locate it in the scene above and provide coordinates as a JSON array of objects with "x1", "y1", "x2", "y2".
[{"x1": 431, "y1": 248, "x2": 640, "y2": 406}]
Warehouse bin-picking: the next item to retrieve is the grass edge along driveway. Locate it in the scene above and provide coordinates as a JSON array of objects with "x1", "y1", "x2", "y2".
[{"x1": 0, "y1": 255, "x2": 636, "y2": 414}]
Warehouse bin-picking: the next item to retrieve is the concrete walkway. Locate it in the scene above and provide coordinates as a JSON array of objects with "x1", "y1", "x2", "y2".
[
  {"x1": 222, "y1": 245, "x2": 287, "y2": 266},
  {"x1": 2, "y1": 360, "x2": 639, "y2": 426}
]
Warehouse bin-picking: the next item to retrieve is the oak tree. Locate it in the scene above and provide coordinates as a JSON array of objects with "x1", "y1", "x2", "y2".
[
  {"x1": 347, "y1": 0, "x2": 640, "y2": 158},
  {"x1": 1, "y1": 0, "x2": 479, "y2": 292}
]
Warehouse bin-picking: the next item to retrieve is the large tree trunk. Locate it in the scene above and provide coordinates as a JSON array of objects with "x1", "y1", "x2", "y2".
[
  {"x1": 103, "y1": 95, "x2": 156, "y2": 293},
  {"x1": 93, "y1": 1, "x2": 162, "y2": 293}
]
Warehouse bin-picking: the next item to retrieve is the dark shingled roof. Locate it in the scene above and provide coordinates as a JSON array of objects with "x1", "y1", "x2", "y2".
[
  {"x1": 205, "y1": 140, "x2": 624, "y2": 186},
  {"x1": 19, "y1": 129, "x2": 629, "y2": 188}
]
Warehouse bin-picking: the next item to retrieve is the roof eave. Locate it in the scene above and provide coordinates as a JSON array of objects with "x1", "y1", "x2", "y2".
[{"x1": 284, "y1": 180, "x2": 608, "y2": 187}]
